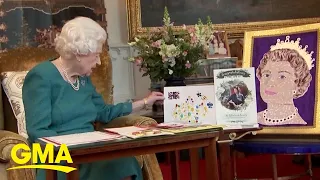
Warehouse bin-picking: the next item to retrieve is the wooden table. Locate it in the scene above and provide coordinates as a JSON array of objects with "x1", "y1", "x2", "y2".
[
  {"x1": 188, "y1": 127, "x2": 261, "y2": 180},
  {"x1": 41, "y1": 130, "x2": 221, "y2": 180}
]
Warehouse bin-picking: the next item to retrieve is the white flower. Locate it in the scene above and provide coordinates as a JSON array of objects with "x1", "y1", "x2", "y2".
[
  {"x1": 159, "y1": 50, "x2": 165, "y2": 58},
  {"x1": 128, "y1": 57, "x2": 135, "y2": 62},
  {"x1": 128, "y1": 42, "x2": 136, "y2": 46},
  {"x1": 168, "y1": 57, "x2": 176, "y2": 67},
  {"x1": 168, "y1": 69, "x2": 173, "y2": 75},
  {"x1": 209, "y1": 35, "x2": 215, "y2": 40},
  {"x1": 163, "y1": 17, "x2": 171, "y2": 26},
  {"x1": 166, "y1": 44, "x2": 178, "y2": 57},
  {"x1": 134, "y1": 37, "x2": 140, "y2": 42},
  {"x1": 159, "y1": 44, "x2": 180, "y2": 58}
]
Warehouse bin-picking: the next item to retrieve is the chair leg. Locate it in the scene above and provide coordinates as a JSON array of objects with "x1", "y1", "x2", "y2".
[
  {"x1": 306, "y1": 154, "x2": 313, "y2": 177},
  {"x1": 233, "y1": 150, "x2": 238, "y2": 180},
  {"x1": 165, "y1": 152, "x2": 171, "y2": 165},
  {"x1": 271, "y1": 154, "x2": 278, "y2": 180}
]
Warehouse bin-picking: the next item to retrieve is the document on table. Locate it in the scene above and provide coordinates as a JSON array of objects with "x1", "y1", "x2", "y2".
[
  {"x1": 38, "y1": 131, "x2": 124, "y2": 147},
  {"x1": 104, "y1": 126, "x2": 174, "y2": 139}
]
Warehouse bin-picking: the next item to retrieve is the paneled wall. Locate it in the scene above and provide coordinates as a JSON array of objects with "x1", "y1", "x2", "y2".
[{"x1": 105, "y1": 0, "x2": 151, "y2": 103}]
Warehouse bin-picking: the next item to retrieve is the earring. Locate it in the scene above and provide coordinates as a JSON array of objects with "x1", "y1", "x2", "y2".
[
  {"x1": 293, "y1": 90, "x2": 296, "y2": 94},
  {"x1": 76, "y1": 56, "x2": 81, "y2": 62}
]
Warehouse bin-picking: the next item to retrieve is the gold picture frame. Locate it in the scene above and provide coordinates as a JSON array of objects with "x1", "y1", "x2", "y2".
[
  {"x1": 126, "y1": 0, "x2": 320, "y2": 41},
  {"x1": 242, "y1": 23, "x2": 320, "y2": 134}
]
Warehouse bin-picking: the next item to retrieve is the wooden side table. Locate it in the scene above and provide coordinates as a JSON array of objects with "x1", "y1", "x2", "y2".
[
  {"x1": 217, "y1": 128, "x2": 261, "y2": 180},
  {"x1": 138, "y1": 110, "x2": 262, "y2": 180},
  {"x1": 188, "y1": 128, "x2": 261, "y2": 180}
]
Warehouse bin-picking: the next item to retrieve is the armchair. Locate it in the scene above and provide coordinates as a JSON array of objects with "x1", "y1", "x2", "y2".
[{"x1": 0, "y1": 47, "x2": 163, "y2": 180}]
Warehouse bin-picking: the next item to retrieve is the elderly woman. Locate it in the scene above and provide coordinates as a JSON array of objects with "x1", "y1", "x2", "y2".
[
  {"x1": 256, "y1": 48, "x2": 312, "y2": 126},
  {"x1": 22, "y1": 17, "x2": 164, "y2": 180}
]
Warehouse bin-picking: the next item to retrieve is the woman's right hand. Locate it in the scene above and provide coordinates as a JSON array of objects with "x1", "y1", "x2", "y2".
[{"x1": 144, "y1": 91, "x2": 165, "y2": 105}]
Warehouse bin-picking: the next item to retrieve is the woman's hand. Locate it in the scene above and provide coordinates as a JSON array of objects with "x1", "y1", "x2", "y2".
[
  {"x1": 144, "y1": 91, "x2": 165, "y2": 105},
  {"x1": 131, "y1": 91, "x2": 165, "y2": 113}
]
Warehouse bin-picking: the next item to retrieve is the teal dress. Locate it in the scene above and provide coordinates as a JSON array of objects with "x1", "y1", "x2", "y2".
[{"x1": 22, "y1": 60, "x2": 142, "y2": 180}]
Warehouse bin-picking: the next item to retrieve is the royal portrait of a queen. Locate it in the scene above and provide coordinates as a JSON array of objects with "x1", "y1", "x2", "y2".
[
  {"x1": 256, "y1": 35, "x2": 314, "y2": 126},
  {"x1": 243, "y1": 26, "x2": 320, "y2": 131}
]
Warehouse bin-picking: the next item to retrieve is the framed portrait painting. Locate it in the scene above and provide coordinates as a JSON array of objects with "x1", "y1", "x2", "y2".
[
  {"x1": 242, "y1": 23, "x2": 320, "y2": 134},
  {"x1": 206, "y1": 31, "x2": 231, "y2": 59},
  {"x1": 127, "y1": 0, "x2": 320, "y2": 40}
]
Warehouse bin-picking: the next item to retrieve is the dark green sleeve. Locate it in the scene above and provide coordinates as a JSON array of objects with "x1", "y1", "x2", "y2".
[
  {"x1": 88, "y1": 78, "x2": 132, "y2": 123},
  {"x1": 22, "y1": 71, "x2": 57, "y2": 143}
]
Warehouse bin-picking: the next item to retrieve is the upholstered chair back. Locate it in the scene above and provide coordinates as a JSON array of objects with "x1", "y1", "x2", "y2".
[{"x1": 0, "y1": 46, "x2": 113, "y2": 133}]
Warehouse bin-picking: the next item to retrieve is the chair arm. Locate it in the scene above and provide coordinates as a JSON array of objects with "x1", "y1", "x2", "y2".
[
  {"x1": 142, "y1": 154, "x2": 164, "y2": 180},
  {"x1": 100, "y1": 115, "x2": 158, "y2": 129},
  {"x1": 0, "y1": 130, "x2": 35, "y2": 180}
]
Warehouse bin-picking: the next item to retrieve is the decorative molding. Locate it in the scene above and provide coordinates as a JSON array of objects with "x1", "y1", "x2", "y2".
[
  {"x1": 109, "y1": 45, "x2": 131, "y2": 61},
  {"x1": 109, "y1": 45, "x2": 135, "y2": 103}
]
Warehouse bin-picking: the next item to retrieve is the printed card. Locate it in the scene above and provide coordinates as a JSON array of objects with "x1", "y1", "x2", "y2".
[
  {"x1": 214, "y1": 67, "x2": 258, "y2": 125},
  {"x1": 164, "y1": 85, "x2": 216, "y2": 125}
]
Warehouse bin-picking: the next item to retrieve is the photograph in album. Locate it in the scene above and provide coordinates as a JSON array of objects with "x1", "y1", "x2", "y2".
[
  {"x1": 163, "y1": 85, "x2": 216, "y2": 125},
  {"x1": 214, "y1": 67, "x2": 258, "y2": 126},
  {"x1": 242, "y1": 23, "x2": 320, "y2": 134}
]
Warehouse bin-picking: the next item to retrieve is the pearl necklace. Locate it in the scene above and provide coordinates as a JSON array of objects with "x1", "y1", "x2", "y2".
[
  {"x1": 263, "y1": 107, "x2": 298, "y2": 124},
  {"x1": 59, "y1": 59, "x2": 79, "y2": 91}
]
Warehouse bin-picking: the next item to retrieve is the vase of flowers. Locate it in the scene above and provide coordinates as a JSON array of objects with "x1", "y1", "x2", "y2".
[
  {"x1": 128, "y1": 7, "x2": 214, "y2": 85},
  {"x1": 164, "y1": 76, "x2": 186, "y2": 87}
]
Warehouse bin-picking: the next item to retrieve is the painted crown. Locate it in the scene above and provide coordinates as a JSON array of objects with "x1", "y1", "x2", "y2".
[{"x1": 270, "y1": 36, "x2": 315, "y2": 70}]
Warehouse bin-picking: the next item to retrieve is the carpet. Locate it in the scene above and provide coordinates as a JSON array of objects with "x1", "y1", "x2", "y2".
[{"x1": 159, "y1": 154, "x2": 320, "y2": 180}]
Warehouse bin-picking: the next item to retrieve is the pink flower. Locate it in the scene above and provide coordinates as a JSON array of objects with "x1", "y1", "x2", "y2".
[
  {"x1": 182, "y1": 51, "x2": 188, "y2": 56},
  {"x1": 135, "y1": 57, "x2": 143, "y2": 65},
  {"x1": 188, "y1": 27, "x2": 195, "y2": 34},
  {"x1": 151, "y1": 40, "x2": 161, "y2": 48},
  {"x1": 185, "y1": 61, "x2": 191, "y2": 69},
  {"x1": 191, "y1": 36, "x2": 198, "y2": 44},
  {"x1": 162, "y1": 56, "x2": 168, "y2": 63}
]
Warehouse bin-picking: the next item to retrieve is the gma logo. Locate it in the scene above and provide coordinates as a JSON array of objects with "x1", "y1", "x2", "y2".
[{"x1": 7, "y1": 143, "x2": 76, "y2": 173}]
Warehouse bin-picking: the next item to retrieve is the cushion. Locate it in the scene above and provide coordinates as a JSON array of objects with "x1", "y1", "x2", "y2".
[{"x1": 1, "y1": 71, "x2": 28, "y2": 139}]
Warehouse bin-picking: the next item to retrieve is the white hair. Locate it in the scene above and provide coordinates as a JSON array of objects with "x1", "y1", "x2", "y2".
[{"x1": 54, "y1": 16, "x2": 107, "y2": 59}]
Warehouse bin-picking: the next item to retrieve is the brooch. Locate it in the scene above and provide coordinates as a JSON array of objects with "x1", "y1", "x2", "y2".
[{"x1": 81, "y1": 80, "x2": 86, "y2": 86}]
